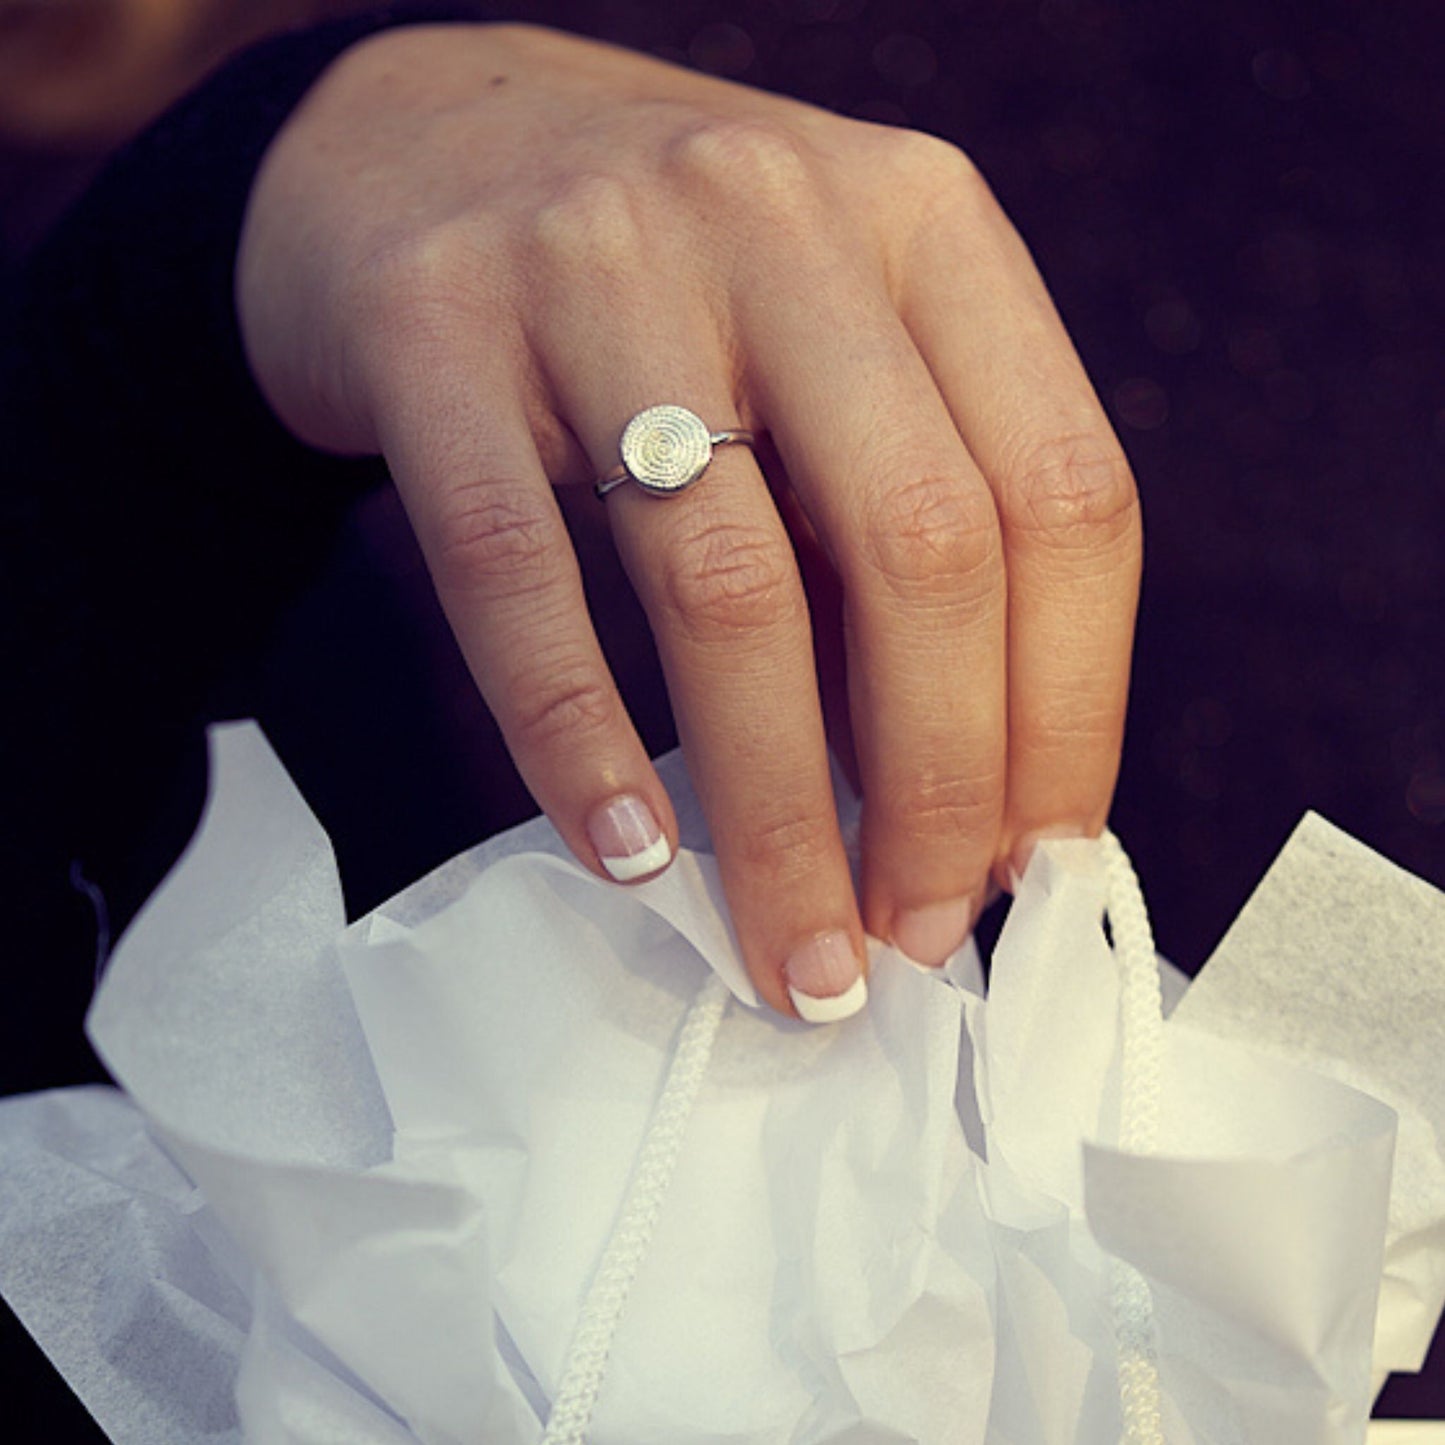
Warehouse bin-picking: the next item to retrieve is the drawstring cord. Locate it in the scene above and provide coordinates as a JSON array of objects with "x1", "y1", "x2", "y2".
[
  {"x1": 1101, "y1": 831, "x2": 1167, "y2": 1445},
  {"x1": 540, "y1": 972, "x2": 731, "y2": 1445},
  {"x1": 541, "y1": 831, "x2": 1165, "y2": 1444}
]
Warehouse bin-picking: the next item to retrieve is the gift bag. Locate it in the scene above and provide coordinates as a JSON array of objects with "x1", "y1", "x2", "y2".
[{"x1": 1, "y1": 720, "x2": 1442, "y2": 1444}]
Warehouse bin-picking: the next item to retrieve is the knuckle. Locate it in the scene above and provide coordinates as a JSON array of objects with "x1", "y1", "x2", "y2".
[
  {"x1": 886, "y1": 765, "x2": 1003, "y2": 846},
  {"x1": 340, "y1": 230, "x2": 495, "y2": 386},
  {"x1": 1019, "y1": 690, "x2": 1123, "y2": 754},
  {"x1": 530, "y1": 174, "x2": 644, "y2": 277},
  {"x1": 860, "y1": 473, "x2": 1000, "y2": 601},
  {"x1": 430, "y1": 484, "x2": 555, "y2": 598},
  {"x1": 735, "y1": 805, "x2": 836, "y2": 879},
  {"x1": 509, "y1": 665, "x2": 616, "y2": 750},
  {"x1": 351, "y1": 225, "x2": 478, "y2": 332},
  {"x1": 657, "y1": 520, "x2": 801, "y2": 641},
  {"x1": 873, "y1": 129, "x2": 996, "y2": 232},
  {"x1": 999, "y1": 433, "x2": 1140, "y2": 548},
  {"x1": 887, "y1": 128, "x2": 983, "y2": 192},
  {"x1": 666, "y1": 117, "x2": 813, "y2": 210}
]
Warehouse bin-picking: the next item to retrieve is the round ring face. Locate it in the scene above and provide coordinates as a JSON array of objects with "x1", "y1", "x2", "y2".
[{"x1": 619, "y1": 405, "x2": 713, "y2": 495}]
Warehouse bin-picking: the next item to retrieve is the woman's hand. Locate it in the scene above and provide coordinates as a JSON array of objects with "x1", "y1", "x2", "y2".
[{"x1": 237, "y1": 22, "x2": 1141, "y2": 1021}]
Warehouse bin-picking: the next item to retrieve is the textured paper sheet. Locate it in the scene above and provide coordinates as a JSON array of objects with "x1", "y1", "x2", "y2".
[{"x1": 0, "y1": 722, "x2": 1440, "y2": 1443}]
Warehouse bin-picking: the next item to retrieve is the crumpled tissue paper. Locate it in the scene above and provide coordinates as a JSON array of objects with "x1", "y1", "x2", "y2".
[{"x1": 1, "y1": 719, "x2": 1443, "y2": 1444}]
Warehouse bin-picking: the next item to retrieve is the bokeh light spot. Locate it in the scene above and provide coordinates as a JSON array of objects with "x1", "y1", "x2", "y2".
[
  {"x1": 1114, "y1": 377, "x2": 1169, "y2": 430},
  {"x1": 1252, "y1": 48, "x2": 1312, "y2": 101},
  {"x1": 872, "y1": 33, "x2": 937, "y2": 88},
  {"x1": 1144, "y1": 296, "x2": 1201, "y2": 354},
  {"x1": 688, "y1": 22, "x2": 755, "y2": 77}
]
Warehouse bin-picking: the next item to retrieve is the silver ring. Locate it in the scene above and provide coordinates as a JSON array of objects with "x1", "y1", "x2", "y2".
[{"x1": 595, "y1": 404, "x2": 755, "y2": 499}]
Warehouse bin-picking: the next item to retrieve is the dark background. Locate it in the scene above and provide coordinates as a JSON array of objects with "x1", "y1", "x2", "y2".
[{"x1": 3, "y1": 0, "x2": 1442, "y2": 1431}]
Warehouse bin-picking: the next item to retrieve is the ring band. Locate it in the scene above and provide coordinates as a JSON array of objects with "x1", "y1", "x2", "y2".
[{"x1": 595, "y1": 404, "x2": 755, "y2": 499}]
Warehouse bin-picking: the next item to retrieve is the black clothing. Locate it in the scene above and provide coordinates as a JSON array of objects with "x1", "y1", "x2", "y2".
[{"x1": 1, "y1": 9, "x2": 487, "y2": 1097}]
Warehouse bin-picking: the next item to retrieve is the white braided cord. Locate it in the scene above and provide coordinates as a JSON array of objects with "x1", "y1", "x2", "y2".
[
  {"x1": 539, "y1": 971, "x2": 731, "y2": 1445},
  {"x1": 1100, "y1": 831, "x2": 1167, "y2": 1445},
  {"x1": 538, "y1": 832, "x2": 1165, "y2": 1444}
]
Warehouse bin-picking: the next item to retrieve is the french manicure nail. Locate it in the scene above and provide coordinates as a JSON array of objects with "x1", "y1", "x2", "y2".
[
  {"x1": 588, "y1": 794, "x2": 671, "y2": 881},
  {"x1": 891, "y1": 896, "x2": 975, "y2": 968},
  {"x1": 785, "y1": 930, "x2": 867, "y2": 1024}
]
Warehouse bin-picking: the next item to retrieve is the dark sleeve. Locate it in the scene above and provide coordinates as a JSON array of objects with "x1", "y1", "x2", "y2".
[{"x1": 0, "y1": 4, "x2": 497, "y2": 1094}]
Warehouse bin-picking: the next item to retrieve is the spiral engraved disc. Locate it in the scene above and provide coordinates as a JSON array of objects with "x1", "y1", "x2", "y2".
[{"x1": 619, "y1": 406, "x2": 714, "y2": 495}]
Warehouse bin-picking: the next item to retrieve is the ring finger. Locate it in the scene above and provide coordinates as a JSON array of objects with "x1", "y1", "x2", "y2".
[{"x1": 534, "y1": 289, "x2": 867, "y2": 1022}]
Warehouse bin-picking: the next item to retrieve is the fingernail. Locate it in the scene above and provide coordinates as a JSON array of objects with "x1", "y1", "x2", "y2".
[
  {"x1": 891, "y1": 896, "x2": 976, "y2": 968},
  {"x1": 785, "y1": 930, "x2": 867, "y2": 1024},
  {"x1": 588, "y1": 794, "x2": 671, "y2": 881},
  {"x1": 1009, "y1": 824, "x2": 1087, "y2": 889}
]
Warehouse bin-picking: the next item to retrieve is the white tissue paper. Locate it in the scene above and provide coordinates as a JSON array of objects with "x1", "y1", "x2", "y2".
[{"x1": 1, "y1": 719, "x2": 1443, "y2": 1444}]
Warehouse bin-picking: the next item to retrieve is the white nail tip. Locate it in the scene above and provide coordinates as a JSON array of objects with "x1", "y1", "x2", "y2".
[
  {"x1": 600, "y1": 835, "x2": 673, "y2": 882},
  {"x1": 789, "y1": 974, "x2": 869, "y2": 1025}
]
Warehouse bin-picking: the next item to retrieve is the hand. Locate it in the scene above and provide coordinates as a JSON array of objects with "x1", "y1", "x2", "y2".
[{"x1": 237, "y1": 22, "x2": 1141, "y2": 1021}]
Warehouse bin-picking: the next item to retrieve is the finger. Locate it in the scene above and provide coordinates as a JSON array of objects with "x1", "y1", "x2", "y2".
[
  {"x1": 609, "y1": 442, "x2": 867, "y2": 1022},
  {"x1": 371, "y1": 344, "x2": 678, "y2": 885},
  {"x1": 764, "y1": 455, "x2": 859, "y2": 795},
  {"x1": 528, "y1": 217, "x2": 866, "y2": 1020},
  {"x1": 901, "y1": 167, "x2": 1142, "y2": 882},
  {"x1": 737, "y1": 250, "x2": 1008, "y2": 968}
]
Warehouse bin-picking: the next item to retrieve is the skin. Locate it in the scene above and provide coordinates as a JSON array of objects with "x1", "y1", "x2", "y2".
[{"x1": 236, "y1": 22, "x2": 1142, "y2": 1020}]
